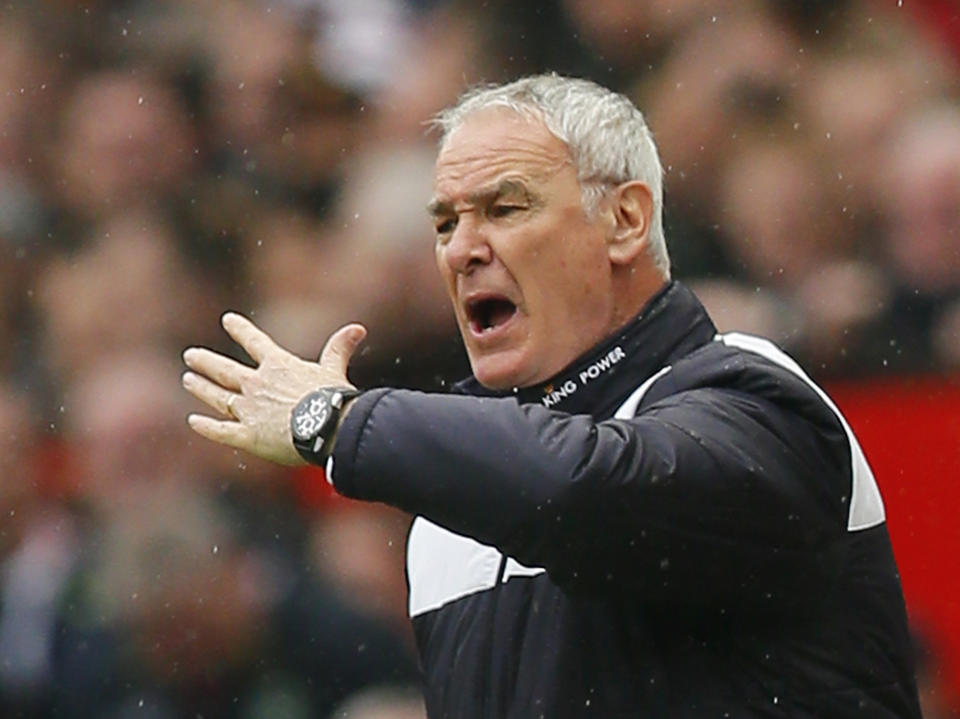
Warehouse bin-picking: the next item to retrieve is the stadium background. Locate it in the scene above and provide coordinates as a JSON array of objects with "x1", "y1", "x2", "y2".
[{"x1": 0, "y1": 0, "x2": 957, "y2": 717}]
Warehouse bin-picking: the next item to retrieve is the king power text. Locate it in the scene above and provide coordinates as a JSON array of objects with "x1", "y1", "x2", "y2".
[{"x1": 541, "y1": 346, "x2": 627, "y2": 408}]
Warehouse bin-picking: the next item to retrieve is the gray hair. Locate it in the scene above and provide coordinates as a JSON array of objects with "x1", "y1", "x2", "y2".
[{"x1": 433, "y1": 74, "x2": 669, "y2": 277}]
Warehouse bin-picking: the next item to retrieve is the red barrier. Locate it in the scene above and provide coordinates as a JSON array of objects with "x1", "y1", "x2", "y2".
[{"x1": 829, "y1": 374, "x2": 960, "y2": 710}]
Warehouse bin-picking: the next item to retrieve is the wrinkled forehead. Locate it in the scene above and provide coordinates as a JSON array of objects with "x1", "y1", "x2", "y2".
[{"x1": 432, "y1": 108, "x2": 573, "y2": 200}]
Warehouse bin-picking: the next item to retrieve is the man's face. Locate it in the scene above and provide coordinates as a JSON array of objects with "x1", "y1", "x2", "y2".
[{"x1": 431, "y1": 110, "x2": 617, "y2": 389}]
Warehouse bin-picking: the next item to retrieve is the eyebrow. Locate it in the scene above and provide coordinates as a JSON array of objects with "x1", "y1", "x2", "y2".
[{"x1": 427, "y1": 179, "x2": 536, "y2": 217}]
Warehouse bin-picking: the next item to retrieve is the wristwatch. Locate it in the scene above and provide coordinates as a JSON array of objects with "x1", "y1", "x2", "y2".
[{"x1": 290, "y1": 387, "x2": 360, "y2": 464}]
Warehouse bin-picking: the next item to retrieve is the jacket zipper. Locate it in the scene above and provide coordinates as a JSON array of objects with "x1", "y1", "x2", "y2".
[
  {"x1": 485, "y1": 552, "x2": 510, "y2": 719},
  {"x1": 495, "y1": 552, "x2": 508, "y2": 584}
]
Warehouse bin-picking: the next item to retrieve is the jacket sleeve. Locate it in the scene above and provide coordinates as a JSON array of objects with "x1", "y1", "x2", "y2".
[{"x1": 328, "y1": 386, "x2": 851, "y2": 606}]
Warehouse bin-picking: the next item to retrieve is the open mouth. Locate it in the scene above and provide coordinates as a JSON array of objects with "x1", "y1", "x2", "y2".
[{"x1": 466, "y1": 296, "x2": 518, "y2": 334}]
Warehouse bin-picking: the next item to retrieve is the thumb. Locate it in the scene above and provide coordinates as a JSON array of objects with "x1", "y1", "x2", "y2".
[{"x1": 318, "y1": 323, "x2": 368, "y2": 377}]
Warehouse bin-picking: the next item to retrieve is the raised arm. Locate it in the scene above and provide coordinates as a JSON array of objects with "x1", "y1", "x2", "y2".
[{"x1": 328, "y1": 385, "x2": 850, "y2": 607}]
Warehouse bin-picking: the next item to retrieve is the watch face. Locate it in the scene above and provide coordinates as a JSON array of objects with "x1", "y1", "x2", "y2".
[{"x1": 292, "y1": 393, "x2": 331, "y2": 441}]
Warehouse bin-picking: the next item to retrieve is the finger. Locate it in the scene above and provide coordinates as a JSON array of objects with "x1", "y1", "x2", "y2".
[
  {"x1": 221, "y1": 312, "x2": 283, "y2": 365},
  {"x1": 187, "y1": 413, "x2": 254, "y2": 450},
  {"x1": 182, "y1": 347, "x2": 253, "y2": 392},
  {"x1": 182, "y1": 371, "x2": 236, "y2": 416},
  {"x1": 318, "y1": 323, "x2": 368, "y2": 377}
]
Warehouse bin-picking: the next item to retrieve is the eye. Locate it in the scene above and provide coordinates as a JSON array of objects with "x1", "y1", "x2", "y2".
[
  {"x1": 489, "y1": 204, "x2": 524, "y2": 219},
  {"x1": 435, "y1": 217, "x2": 457, "y2": 236}
]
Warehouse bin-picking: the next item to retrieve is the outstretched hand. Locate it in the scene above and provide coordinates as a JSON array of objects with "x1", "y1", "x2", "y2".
[{"x1": 182, "y1": 312, "x2": 367, "y2": 465}]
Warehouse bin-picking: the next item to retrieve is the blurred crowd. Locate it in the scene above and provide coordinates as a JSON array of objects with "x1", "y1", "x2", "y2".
[{"x1": 0, "y1": 0, "x2": 957, "y2": 717}]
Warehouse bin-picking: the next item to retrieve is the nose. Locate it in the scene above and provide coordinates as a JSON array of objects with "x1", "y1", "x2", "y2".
[{"x1": 441, "y1": 214, "x2": 493, "y2": 275}]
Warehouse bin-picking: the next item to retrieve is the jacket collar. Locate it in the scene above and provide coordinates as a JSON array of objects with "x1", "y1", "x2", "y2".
[{"x1": 454, "y1": 281, "x2": 717, "y2": 419}]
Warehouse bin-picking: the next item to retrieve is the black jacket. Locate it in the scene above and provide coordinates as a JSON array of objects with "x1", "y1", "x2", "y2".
[{"x1": 328, "y1": 282, "x2": 921, "y2": 718}]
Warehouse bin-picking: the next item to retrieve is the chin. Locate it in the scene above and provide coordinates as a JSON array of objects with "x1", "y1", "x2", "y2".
[
  {"x1": 469, "y1": 349, "x2": 535, "y2": 390},
  {"x1": 474, "y1": 371, "x2": 517, "y2": 391}
]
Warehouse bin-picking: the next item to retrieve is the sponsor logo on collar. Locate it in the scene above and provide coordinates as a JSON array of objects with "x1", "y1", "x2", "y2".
[{"x1": 541, "y1": 346, "x2": 627, "y2": 408}]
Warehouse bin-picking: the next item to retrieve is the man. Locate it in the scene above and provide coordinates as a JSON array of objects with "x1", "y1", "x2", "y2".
[{"x1": 182, "y1": 75, "x2": 921, "y2": 717}]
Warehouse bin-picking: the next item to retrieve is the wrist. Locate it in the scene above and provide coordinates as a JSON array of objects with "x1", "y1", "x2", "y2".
[{"x1": 290, "y1": 387, "x2": 360, "y2": 466}]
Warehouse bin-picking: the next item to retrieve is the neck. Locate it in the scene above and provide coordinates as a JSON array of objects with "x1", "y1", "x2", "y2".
[{"x1": 609, "y1": 262, "x2": 669, "y2": 331}]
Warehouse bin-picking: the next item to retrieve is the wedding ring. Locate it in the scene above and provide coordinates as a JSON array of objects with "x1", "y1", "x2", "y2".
[{"x1": 226, "y1": 394, "x2": 238, "y2": 417}]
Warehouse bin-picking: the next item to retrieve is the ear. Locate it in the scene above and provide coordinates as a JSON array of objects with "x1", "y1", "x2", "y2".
[{"x1": 607, "y1": 181, "x2": 654, "y2": 266}]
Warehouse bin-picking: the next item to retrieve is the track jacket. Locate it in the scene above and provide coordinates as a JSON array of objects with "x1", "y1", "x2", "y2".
[{"x1": 326, "y1": 281, "x2": 921, "y2": 718}]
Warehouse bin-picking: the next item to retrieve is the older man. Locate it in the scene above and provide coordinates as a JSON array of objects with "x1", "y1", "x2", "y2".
[{"x1": 182, "y1": 75, "x2": 921, "y2": 718}]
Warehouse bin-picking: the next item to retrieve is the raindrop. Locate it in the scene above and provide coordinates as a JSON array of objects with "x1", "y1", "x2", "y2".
[
  {"x1": 137, "y1": 96, "x2": 143, "y2": 105},
  {"x1": 139, "y1": 699, "x2": 144, "y2": 708},
  {"x1": 212, "y1": 545, "x2": 219, "y2": 555},
  {"x1": 825, "y1": 131, "x2": 832, "y2": 139}
]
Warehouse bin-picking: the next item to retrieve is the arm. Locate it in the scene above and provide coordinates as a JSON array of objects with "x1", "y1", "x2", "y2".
[
  {"x1": 182, "y1": 315, "x2": 847, "y2": 608},
  {"x1": 329, "y1": 386, "x2": 850, "y2": 606}
]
